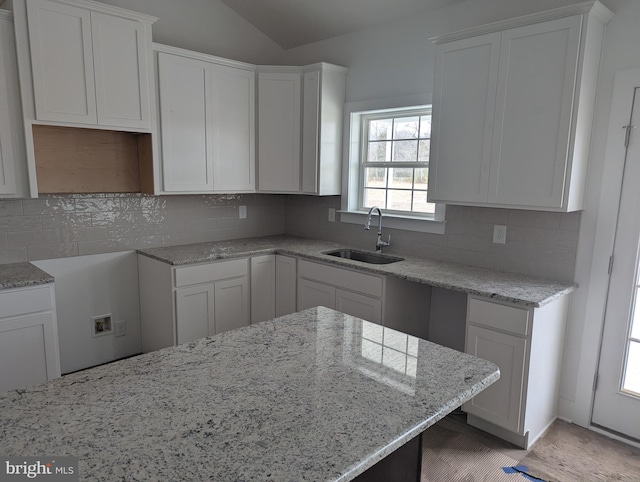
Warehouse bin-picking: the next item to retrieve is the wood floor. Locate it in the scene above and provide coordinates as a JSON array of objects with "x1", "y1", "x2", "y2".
[{"x1": 421, "y1": 413, "x2": 640, "y2": 482}]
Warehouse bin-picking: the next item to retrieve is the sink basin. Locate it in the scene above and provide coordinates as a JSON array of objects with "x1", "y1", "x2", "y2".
[{"x1": 323, "y1": 249, "x2": 404, "y2": 265}]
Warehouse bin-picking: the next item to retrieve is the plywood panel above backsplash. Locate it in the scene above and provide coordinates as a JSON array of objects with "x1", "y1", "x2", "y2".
[{"x1": 32, "y1": 125, "x2": 154, "y2": 194}]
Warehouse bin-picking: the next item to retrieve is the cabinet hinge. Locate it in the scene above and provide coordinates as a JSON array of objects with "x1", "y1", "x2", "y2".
[
  {"x1": 608, "y1": 256, "x2": 614, "y2": 275},
  {"x1": 593, "y1": 373, "x2": 599, "y2": 392},
  {"x1": 623, "y1": 124, "x2": 636, "y2": 147}
]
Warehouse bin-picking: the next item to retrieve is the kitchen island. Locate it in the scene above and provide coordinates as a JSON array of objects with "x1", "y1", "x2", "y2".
[{"x1": 0, "y1": 307, "x2": 498, "y2": 481}]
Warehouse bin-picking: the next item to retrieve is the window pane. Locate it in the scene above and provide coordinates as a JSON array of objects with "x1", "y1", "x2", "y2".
[
  {"x1": 420, "y1": 115, "x2": 431, "y2": 138},
  {"x1": 364, "y1": 168, "x2": 387, "y2": 188},
  {"x1": 412, "y1": 191, "x2": 435, "y2": 214},
  {"x1": 632, "y1": 287, "x2": 640, "y2": 339},
  {"x1": 389, "y1": 168, "x2": 414, "y2": 189},
  {"x1": 418, "y1": 140, "x2": 430, "y2": 162},
  {"x1": 387, "y1": 189, "x2": 412, "y2": 211},
  {"x1": 392, "y1": 140, "x2": 418, "y2": 162},
  {"x1": 364, "y1": 188, "x2": 386, "y2": 209},
  {"x1": 369, "y1": 119, "x2": 393, "y2": 141},
  {"x1": 368, "y1": 141, "x2": 390, "y2": 162},
  {"x1": 393, "y1": 116, "x2": 419, "y2": 139},
  {"x1": 623, "y1": 340, "x2": 640, "y2": 395},
  {"x1": 414, "y1": 168, "x2": 428, "y2": 190}
]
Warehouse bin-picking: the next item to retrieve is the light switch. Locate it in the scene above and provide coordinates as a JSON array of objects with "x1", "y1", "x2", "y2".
[
  {"x1": 328, "y1": 208, "x2": 336, "y2": 222},
  {"x1": 239, "y1": 205, "x2": 247, "y2": 219}
]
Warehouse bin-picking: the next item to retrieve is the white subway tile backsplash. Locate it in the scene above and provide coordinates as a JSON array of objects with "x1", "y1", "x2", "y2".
[
  {"x1": 42, "y1": 213, "x2": 92, "y2": 228},
  {"x1": 0, "y1": 215, "x2": 43, "y2": 232},
  {"x1": 7, "y1": 229, "x2": 61, "y2": 247},
  {"x1": 0, "y1": 200, "x2": 23, "y2": 216},
  {"x1": 27, "y1": 243, "x2": 79, "y2": 261}
]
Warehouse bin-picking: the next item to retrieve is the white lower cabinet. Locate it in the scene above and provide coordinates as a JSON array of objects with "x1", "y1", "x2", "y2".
[
  {"x1": 0, "y1": 284, "x2": 61, "y2": 393},
  {"x1": 275, "y1": 255, "x2": 297, "y2": 317},
  {"x1": 250, "y1": 255, "x2": 276, "y2": 324},
  {"x1": 297, "y1": 259, "x2": 383, "y2": 324},
  {"x1": 138, "y1": 255, "x2": 249, "y2": 352},
  {"x1": 463, "y1": 295, "x2": 569, "y2": 449}
]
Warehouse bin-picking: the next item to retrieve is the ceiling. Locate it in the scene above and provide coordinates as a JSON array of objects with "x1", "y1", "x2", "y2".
[{"x1": 219, "y1": 0, "x2": 467, "y2": 49}]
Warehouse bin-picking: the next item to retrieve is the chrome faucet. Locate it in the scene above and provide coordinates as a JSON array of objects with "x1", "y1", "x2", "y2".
[{"x1": 364, "y1": 206, "x2": 391, "y2": 253}]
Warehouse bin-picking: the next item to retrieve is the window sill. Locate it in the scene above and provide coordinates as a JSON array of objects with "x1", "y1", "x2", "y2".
[{"x1": 338, "y1": 211, "x2": 446, "y2": 235}]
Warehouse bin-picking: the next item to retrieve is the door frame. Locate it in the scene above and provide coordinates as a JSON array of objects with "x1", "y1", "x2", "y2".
[{"x1": 568, "y1": 68, "x2": 640, "y2": 447}]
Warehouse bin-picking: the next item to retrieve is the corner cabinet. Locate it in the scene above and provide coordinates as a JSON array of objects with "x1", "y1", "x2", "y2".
[
  {"x1": 23, "y1": 0, "x2": 155, "y2": 130},
  {"x1": 257, "y1": 63, "x2": 347, "y2": 195},
  {"x1": 463, "y1": 295, "x2": 569, "y2": 449},
  {"x1": 428, "y1": 1, "x2": 613, "y2": 211},
  {"x1": 0, "y1": 11, "x2": 29, "y2": 198},
  {"x1": 0, "y1": 284, "x2": 61, "y2": 393},
  {"x1": 154, "y1": 44, "x2": 256, "y2": 194},
  {"x1": 138, "y1": 255, "x2": 250, "y2": 352}
]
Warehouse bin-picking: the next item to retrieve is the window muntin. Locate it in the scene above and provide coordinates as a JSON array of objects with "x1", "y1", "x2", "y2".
[{"x1": 360, "y1": 109, "x2": 435, "y2": 216}]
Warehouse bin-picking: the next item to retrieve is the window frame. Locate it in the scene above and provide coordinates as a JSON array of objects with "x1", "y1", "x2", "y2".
[
  {"x1": 358, "y1": 107, "x2": 433, "y2": 217},
  {"x1": 339, "y1": 95, "x2": 446, "y2": 235}
]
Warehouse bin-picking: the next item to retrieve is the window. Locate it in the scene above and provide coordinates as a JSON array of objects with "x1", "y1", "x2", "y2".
[
  {"x1": 341, "y1": 98, "x2": 445, "y2": 235},
  {"x1": 360, "y1": 108, "x2": 434, "y2": 215}
]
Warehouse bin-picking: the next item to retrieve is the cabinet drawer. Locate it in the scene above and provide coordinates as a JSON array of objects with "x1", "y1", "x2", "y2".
[
  {"x1": 0, "y1": 285, "x2": 53, "y2": 319},
  {"x1": 175, "y1": 258, "x2": 248, "y2": 287},
  {"x1": 298, "y1": 260, "x2": 383, "y2": 298},
  {"x1": 467, "y1": 297, "x2": 530, "y2": 336}
]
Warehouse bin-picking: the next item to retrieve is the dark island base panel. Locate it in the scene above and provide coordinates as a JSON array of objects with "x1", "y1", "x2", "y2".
[{"x1": 354, "y1": 433, "x2": 422, "y2": 482}]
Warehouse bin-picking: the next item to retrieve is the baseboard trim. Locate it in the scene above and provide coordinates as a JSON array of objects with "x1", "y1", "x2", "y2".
[{"x1": 466, "y1": 414, "x2": 529, "y2": 449}]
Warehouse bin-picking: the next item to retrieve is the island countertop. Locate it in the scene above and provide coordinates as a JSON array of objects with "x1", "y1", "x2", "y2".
[
  {"x1": 137, "y1": 235, "x2": 576, "y2": 307},
  {"x1": 0, "y1": 307, "x2": 499, "y2": 482}
]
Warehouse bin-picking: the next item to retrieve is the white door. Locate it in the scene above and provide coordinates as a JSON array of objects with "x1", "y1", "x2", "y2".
[
  {"x1": 335, "y1": 289, "x2": 382, "y2": 324},
  {"x1": 275, "y1": 255, "x2": 297, "y2": 317},
  {"x1": 214, "y1": 276, "x2": 249, "y2": 334},
  {"x1": 157, "y1": 52, "x2": 213, "y2": 192},
  {"x1": 91, "y1": 11, "x2": 150, "y2": 129},
  {"x1": 257, "y1": 72, "x2": 301, "y2": 192},
  {"x1": 297, "y1": 279, "x2": 335, "y2": 311},
  {"x1": 211, "y1": 64, "x2": 255, "y2": 192},
  {"x1": 0, "y1": 14, "x2": 17, "y2": 195},
  {"x1": 27, "y1": 0, "x2": 97, "y2": 124},
  {"x1": 592, "y1": 85, "x2": 640, "y2": 441},
  {"x1": 250, "y1": 255, "x2": 275, "y2": 324},
  {"x1": 175, "y1": 284, "x2": 214, "y2": 344}
]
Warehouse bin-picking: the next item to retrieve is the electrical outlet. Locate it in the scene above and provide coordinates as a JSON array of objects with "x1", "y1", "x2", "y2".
[
  {"x1": 239, "y1": 205, "x2": 247, "y2": 219},
  {"x1": 493, "y1": 225, "x2": 507, "y2": 244},
  {"x1": 328, "y1": 208, "x2": 336, "y2": 222},
  {"x1": 92, "y1": 314, "x2": 113, "y2": 337},
  {"x1": 115, "y1": 320, "x2": 126, "y2": 337}
]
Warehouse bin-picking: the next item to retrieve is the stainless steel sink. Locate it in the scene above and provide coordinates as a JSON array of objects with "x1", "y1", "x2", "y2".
[{"x1": 323, "y1": 249, "x2": 404, "y2": 265}]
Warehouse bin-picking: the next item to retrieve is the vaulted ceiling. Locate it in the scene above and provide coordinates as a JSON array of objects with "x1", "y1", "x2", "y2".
[{"x1": 219, "y1": 0, "x2": 467, "y2": 49}]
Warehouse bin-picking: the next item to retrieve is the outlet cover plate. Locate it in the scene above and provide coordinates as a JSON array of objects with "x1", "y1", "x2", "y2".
[{"x1": 493, "y1": 224, "x2": 507, "y2": 244}]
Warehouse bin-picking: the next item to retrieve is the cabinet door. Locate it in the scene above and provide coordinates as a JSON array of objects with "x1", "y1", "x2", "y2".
[
  {"x1": 302, "y1": 70, "x2": 320, "y2": 194},
  {"x1": 250, "y1": 255, "x2": 275, "y2": 324},
  {"x1": 489, "y1": 16, "x2": 581, "y2": 208},
  {"x1": 428, "y1": 33, "x2": 500, "y2": 204},
  {"x1": 0, "y1": 312, "x2": 59, "y2": 393},
  {"x1": 275, "y1": 255, "x2": 297, "y2": 317},
  {"x1": 157, "y1": 52, "x2": 213, "y2": 192},
  {"x1": 335, "y1": 289, "x2": 382, "y2": 324},
  {"x1": 298, "y1": 279, "x2": 336, "y2": 311},
  {"x1": 175, "y1": 283, "x2": 214, "y2": 344},
  {"x1": 214, "y1": 276, "x2": 249, "y2": 334},
  {"x1": 0, "y1": 14, "x2": 17, "y2": 195},
  {"x1": 27, "y1": 0, "x2": 97, "y2": 124},
  {"x1": 211, "y1": 64, "x2": 255, "y2": 192},
  {"x1": 258, "y1": 72, "x2": 301, "y2": 192},
  {"x1": 463, "y1": 324, "x2": 527, "y2": 433},
  {"x1": 91, "y1": 12, "x2": 151, "y2": 129}
]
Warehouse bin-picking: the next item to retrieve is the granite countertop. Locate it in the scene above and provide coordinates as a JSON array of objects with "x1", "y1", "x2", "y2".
[
  {"x1": 0, "y1": 262, "x2": 54, "y2": 290},
  {"x1": 138, "y1": 235, "x2": 576, "y2": 307},
  {"x1": 0, "y1": 307, "x2": 499, "y2": 482}
]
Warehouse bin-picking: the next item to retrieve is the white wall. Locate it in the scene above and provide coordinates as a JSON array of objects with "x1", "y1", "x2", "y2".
[
  {"x1": 96, "y1": 0, "x2": 284, "y2": 64},
  {"x1": 33, "y1": 252, "x2": 142, "y2": 374},
  {"x1": 281, "y1": 0, "x2": 640, "y2": 427}
]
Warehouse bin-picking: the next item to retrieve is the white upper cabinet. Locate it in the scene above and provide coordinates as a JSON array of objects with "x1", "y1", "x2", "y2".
[
  {"x1": 0, "y1": 11, "x2": 29, "y2": 198},
  {"x1": 154, "y1": 45, "x2": 256, "y2": 194},
  {"x1": 258, "y1": 71, "x2": 302, "y2": 193},
  {"x1": 428, "y1": 1, "x2": 613, "y2": 212},
  {"x1": 258, "y1": 63, "x2": 347, "y2": 195},
  {"x1": 24, "y1": 0, "x2": 155, "y2": 130}
]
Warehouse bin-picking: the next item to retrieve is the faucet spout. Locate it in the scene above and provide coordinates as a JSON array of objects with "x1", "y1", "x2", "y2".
[{"x1": 364, "y1": 206, "x2": 390, "y2": 253}]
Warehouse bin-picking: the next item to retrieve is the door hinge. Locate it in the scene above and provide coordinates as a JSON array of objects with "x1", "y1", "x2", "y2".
[
  {"x1": 623, "y1": 124, "x2": 636, "y2": 147},
  {"x1": 593, "y1": 372, "x2": 599, "y2": 392},
  {"x1": 608, "y1": 256, "x2": 614, "y2": 275}
]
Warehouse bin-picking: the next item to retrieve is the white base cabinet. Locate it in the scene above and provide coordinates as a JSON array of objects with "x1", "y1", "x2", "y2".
[
  {"x1": 138, "y1": 255, "x2": 249, "y2": 352},
  {"x1": 0, "y1": 284, "x2": 61, "y2": 393},
  {"x1": 275, "y1": 255, "x2": 297, "y2": 317},
  {"x1": 429, "y1": 2, "x2": 613, "y2": 211},
  {"x1": 250, "y1": 255, "x2": 276, "y2": 324},
  {"x1": 463, "y1": 295, "x2": 569, "y2": 449}
]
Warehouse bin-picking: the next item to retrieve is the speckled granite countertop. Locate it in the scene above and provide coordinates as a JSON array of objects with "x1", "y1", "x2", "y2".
[
  {"x1": 0, "y1": 262, "x2": 54, "y2": 290},
  {"x1": 138, "y1": 235, "x2": 576, "y2": 307},
  {"x1": 0, "y1": 307, "x2": 499, "y2": 482}
]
